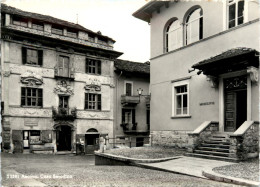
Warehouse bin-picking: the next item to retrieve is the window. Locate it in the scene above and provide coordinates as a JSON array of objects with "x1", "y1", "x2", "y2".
[
  {"x1": 172, "y1": 81, "x2": 189, "y2": 117},
  {"x1": 122, "y1": 109, "x2": 135, "y2": 124},
  {"x1": 67, "y1": 30, "x2": 77, "y2": 38},
  {"x1": 85, "y1": 93, "x2": 101, "y2": 110},
  {"x1": 12, "y1": 16, "x2": 27, "y2": 27},
  {"x1": 58, "y1": 56, "x2": 70, "y2": 77},
  {"x1": 228, "y1": 0, "x2": 244, "y2": 29},
  {"x1": 52, "y1": 27, "x2": 63, "y2": 35},
  {"x1": 185, "y1": 8, "x2": 203, "y2": 45},
  {"x1": 86, "y1": 58, "x2": 101, "y2": 75},
  {"x1": 32, "y1": 23, "x2": 44, "y2": 31},
  {"x1": 125, "y1": 82, "x2": 133, "y2": 96},
  {"x1": 165, "y1": 19, "x2": 182, "y2": 52},
  {"x1": 22, "y1": 48, "x2": 43, "y2": 66},
  {"x1": 21, "y1": 87, "x2": 43, "y2": 107}
]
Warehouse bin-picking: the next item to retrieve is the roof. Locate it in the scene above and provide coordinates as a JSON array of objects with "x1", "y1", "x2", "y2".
[
  {"x1": 133, "y1": 1, "x2": 170, "y2": 22},
  {"x1": 114, "y1": 59, "x2": 150, "y2": 75},
  {"x1": 192, "y1": 47, "x2": 259, "y2": 68},
  {"x1": 1, "y1": 3, "x2": 115, "y2": 42}
]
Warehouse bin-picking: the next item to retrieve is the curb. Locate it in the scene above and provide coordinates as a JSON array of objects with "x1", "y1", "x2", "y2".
[
  {"x1": 202, "y1": 169, "x2": 260, "y2": 187},
  {"x1": 95, "y1": 152, "x2": 182, "y2": 163}
]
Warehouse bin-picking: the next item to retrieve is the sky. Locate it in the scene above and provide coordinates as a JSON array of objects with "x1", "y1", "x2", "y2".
[{"x1": 2, "y1": 0, "x2": 150, "y2": 62}]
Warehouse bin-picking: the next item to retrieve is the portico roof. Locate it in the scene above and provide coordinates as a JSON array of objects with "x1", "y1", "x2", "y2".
[{"x1": 192, "y1": 47, "x2": 259, "y2": 76}]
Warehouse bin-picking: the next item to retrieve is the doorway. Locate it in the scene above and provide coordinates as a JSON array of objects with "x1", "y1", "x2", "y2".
[
  {"x1": 224, "y1": 75, "x2": 247, "y2": 132},
  {"x1": 85, "y1": 134, "x2": 99, "y2": 154},
  {"x1": 56, "y1": 126, "x2": 72, "y2": 151}
]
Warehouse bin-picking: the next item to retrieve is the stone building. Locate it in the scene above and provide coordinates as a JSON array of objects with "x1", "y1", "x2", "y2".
[
  {"x1": 1, "y1": 4, "x2": 122, "y2": 154},
  {"x1": 134, "y1": 1, "x2": 259, "y2": 161},
  {"x1": 114, "y1": 60, "x2": 150, "y2": 147}
]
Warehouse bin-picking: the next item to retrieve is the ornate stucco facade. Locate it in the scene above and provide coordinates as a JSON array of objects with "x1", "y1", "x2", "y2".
[{"x1": 1, "y1": 4, "x2": 122, "y2": 154}]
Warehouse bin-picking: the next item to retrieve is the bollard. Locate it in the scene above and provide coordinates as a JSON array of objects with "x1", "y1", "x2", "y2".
[{"x1": 99, "y1": 137, "x2": 105, "y2": 153}]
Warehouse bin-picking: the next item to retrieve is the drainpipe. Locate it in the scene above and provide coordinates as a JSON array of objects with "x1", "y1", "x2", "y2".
[{"x1": 114, "y1": 71, "x2": 123, "y2": 148}]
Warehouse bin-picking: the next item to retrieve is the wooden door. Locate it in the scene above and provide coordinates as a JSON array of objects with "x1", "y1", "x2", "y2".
[
  {"x1": 12, "y1": 130, "x2": 23, "y2": 153},
  {"x1": 225, "y1": 91, "x2": 236, "y2": 132}
]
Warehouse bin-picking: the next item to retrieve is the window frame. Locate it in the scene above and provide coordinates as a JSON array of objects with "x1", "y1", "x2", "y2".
[
  {"x1": 22, "y1": 47, "x2": 43, "y2": 66},
  {"x1": 227, "y1": 0, "x2": 245, "y2": 29},
  {"x1": 85, "y1": 93, "x2": 101, "y2": 111},
  {"x1": 184, "y1": 7, "x2": 203, "y2": 45},
  {"x1": 124, "y1": 81, "x2": 133, "y2": 96},
  {"x1": 172, "y1": 80, "x2": 190, "y2": 117},
  {"x1": 86, "y1": 58, "x2": 101, "y2": 75},
  {"x1": 21, "y1": 87, "x2": 43, "y2": 107},
  {"x1": 165, "y1": 19, "x2": 182, "y2": 52}
]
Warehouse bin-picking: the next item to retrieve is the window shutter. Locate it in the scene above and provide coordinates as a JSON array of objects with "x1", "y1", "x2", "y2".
[
  {"x1": 97, "y1": 60, "x2": 101, "y2": 75},
  {"x1": 86, "y1": 59, "x2": 89, "y2": 73},
  {"x1": 132, "y1": 109, "x2": 136, "y2": 124},
  {"x1": 122, "y1": 109, "x2": 126, "y2": 123},
  {"x1": 97, "y1": 94, "x2": 101, "y2": 110},
  {"x1": 38, "y1": 89, "x2": 43, "y2": 107},
  {"x1": 21, "y1": 87, "x2": 25, "y2": 106},
  {"x1": 22, "y1": 47, "x2": 27, "y2": 64},
  {"x1": 38, "y1": 50, "x2": 43, "y2": 66},
  {"x1": 85, "y1": 93, "x2": 89, "y2": 109}
]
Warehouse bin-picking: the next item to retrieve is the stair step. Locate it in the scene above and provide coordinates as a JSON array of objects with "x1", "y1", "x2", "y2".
[
  {"x1": 204, "y1": 141, "x2": 230, "y2": 145},
  {"x1": 209, "y1": 138, "x2": 229, "y2": 141},
  {"x1": 185, "y1": 153, "x2": 239, "y2": 162},
  {"x1": 201, "y1": 143, "x2": 230, "y2": 148},
  {"x1": 197, "y1": 147, "x2": 229, "y2": 152},
  {"x1": 194, "y1": 150, "x2": 230, "y2": 157}
]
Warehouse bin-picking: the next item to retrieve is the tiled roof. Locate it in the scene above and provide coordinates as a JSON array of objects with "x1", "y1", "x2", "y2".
[
  {"x1": 1, "y1": 3, "x2": 115, "y2": 42},
  {"x1": 192, "y1": 47, "x2": 259, "y2": 68},
  {"x1": 114, "y1": 59, "x2": 150, "y2": 75}
]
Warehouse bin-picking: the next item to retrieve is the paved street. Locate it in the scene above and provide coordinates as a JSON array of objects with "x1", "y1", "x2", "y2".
[{"x1": 1, "y1": 153, "x2": 239, "y2": 187}]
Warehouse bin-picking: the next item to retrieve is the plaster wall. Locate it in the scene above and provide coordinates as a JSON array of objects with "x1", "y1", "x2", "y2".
[{"x1": 150, "y1": 21, "x2": 259, "y2": 131}]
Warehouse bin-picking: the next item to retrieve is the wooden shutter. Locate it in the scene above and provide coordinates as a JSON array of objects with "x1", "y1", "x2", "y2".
[
  {"x1": 86, "y1": 59, "x2": 89, "y2": 73},
  {"x1": 22, "y1": 47, "x2": 27, "y2": 64},
  {"x1": 38, "y1": 89, "x2": 43, "y2": 107},
  {"x1": 21, "y1": 87, "x2": 26, "y2": 106},
  {"x1": 38, "y1": 50, "x2": 43, "y2": 66},
  {"x1": 41, "y1": 130, "x2": 52, "y2": 143},
  {"x1": 132, "y1": 109, "x2": 136, "y2": 124},
  {"x1": 97, "y1": 94, "x2": 101, "y2": 110},
  {"x1": 97, "y1": 60, "x2": 101, "y2": 75},
  {"x1": 85, "y1": 93, "x2": 89, "y2": 109}
]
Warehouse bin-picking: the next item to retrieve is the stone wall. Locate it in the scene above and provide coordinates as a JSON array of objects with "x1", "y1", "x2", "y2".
[{"x1": 151, "y1": 130, "x2": 191, "y2": 148}]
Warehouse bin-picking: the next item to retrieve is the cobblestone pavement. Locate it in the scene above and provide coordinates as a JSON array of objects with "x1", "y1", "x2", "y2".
[{"x1": 1, "y1": 153, "x2": 240, "y2": 187}]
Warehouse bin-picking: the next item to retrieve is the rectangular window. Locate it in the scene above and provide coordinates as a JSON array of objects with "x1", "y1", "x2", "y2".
[
  {"x1": 51, "y1": 27, "x2": 63, "y2": 35},
  {"x1": 122, "y1": 109, "x2": 135, "y2": 124},
  {"x1": 12, "y1": 16, "x2": 27, "y2": 27},
  {"x1": 85, "y1": 93, "x2": 101, "y2": 110},
  {"x1": 21, "y1": 87, "x2": 43, "y2": 107},
  {"x1": 125, "y1": 82, "x2": 133, "y2": 96},
  {"x1": 172, "y1": 81, "x2": 189, "y2": 117},
  {"x1": 32, "y1": 23, "x2": 44, "y2": 31},
  {"x1": 228, "y1": 0, "x2": 244, "y2": 29},
  {"x1": 58, "y1": 56, "x2": 70, "y2": 77},
  {"x1": 67, "y1": 31, "x2": 77, "y2": 38},
  {"x1": 22, "y1": 48, "x2": 43, "y2": 66},
  {"x1": 86, "y1": 58, "x2": 101, "y2": 75}
]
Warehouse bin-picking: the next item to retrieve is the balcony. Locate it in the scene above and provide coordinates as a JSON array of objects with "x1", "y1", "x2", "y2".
[
  {"x1": 145, "y1": 95, "x2": 151, "y2": 108},
  {"x1": 52, "y1": 107, "x2": 77, "y2": 121},
  {"x1": 120, "y1": 122, "x2": 149, "y2": 135},
  {"x1": 121, "y1": 95, "x2": 140, "y2": 106},
  {"x1": 54, "y1": 66, "x2": 75, "y2": 80}
]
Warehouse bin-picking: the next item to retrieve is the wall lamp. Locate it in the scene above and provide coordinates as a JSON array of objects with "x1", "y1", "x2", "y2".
[{"x1": 137, "y1": 88, "x2": 150, "y2": 102}]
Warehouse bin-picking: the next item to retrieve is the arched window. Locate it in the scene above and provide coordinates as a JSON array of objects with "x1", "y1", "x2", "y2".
[
  {"x1": 228, "y1": 0, "x2": 244, "y2": 28},
  {"x1": 165, "y1": 19, "x2": 182, "y2": 52},
  {"x1": 185, "y1": 8, "x2": 203, "y2": 45}
]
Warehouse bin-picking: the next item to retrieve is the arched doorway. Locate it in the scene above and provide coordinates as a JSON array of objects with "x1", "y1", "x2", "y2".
[
  {"x1": 56, "y1": 125, "x2": 72, "y2": 151},
  {"x1": 85, "y1": 128, "x2": 99, "y2": 154}
]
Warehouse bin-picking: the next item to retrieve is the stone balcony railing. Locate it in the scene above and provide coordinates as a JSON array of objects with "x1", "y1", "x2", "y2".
[
  {"x1": 4, "y1": 24, "x2": 113, "y2": 50},
  {"x1": 121, "y1": 95, "x2": 140, "y2": 106},
  {"x1": 52, "y1": 107, "x2": 77, "y2": 121},
  {"x1": 120, "y1": 122, "x2": 150, "y2": 135}
]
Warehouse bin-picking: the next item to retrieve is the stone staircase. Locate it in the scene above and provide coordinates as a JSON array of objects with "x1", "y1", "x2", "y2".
[{"x1": 186, "y1": 133, "x2": 239, "y2": 162}]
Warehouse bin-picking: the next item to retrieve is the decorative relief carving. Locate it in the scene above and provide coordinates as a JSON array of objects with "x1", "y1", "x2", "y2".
[
  {"x1": 20, "y1": 70, "x2": 43, "y2": 86},
  {"x1": 54, "y1": 80, "x2": 74, "y2": 95},
  {"x1": 3, "y1": 71, "x2": 11, "y2": 77},
  {"x1": 76, "y1": 111, "x2": 110, "y2": 119},
  {"x1": 247, "y1": 66, "x2": 258, "y2": 83},
  {"x1": 206, "y1": 75, "x2": 218, "y2": 88},
  {"x1": 84, "y1": 78, "x2": 101, "y2": 92},
  {"x1": 9, "y1": 107, "x2": 52, "y2": 117}
]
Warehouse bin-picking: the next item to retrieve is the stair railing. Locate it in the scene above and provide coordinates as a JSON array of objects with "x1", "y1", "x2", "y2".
[{"x1": 187, "y1": 121, "x2": 219, "y2": 153}]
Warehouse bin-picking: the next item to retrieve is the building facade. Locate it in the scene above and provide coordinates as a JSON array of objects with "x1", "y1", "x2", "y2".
[
  {"x1": 114, "y1": 60, "x2": 150, "y2": 147},
  {"x1": 134, "y1": 1, "x2": 259, "y2": 160},
  {"x1": 1, "y1": 4, "x2": 122, "y2": 154}
]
